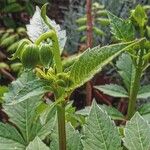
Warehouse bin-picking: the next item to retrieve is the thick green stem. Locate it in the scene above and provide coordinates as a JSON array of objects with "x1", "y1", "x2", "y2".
[
  {"x1": 127, "y1": 50, "x2": 143, "y2": 119},
  {"x1": 57, "y1": 103, "x2": 66, "y2": 150}
]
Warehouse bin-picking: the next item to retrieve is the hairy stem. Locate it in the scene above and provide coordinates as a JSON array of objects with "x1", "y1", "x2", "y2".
[{"x1": 127, "y1": 50, "x2": 143, "y2": 119}]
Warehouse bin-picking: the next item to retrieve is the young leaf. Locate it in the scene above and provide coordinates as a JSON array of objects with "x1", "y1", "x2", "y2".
[
  {"x1": 3, "y1": 71, "x2": 51, "y2": 105},
  {"x1": 95, "y1": 84, "x2": 128, "y2": 98},
  {"x1": 82, "y1": 101, "x2": 122, "y2": 150},
  {"x1": 0, "y1": 123, "x2": 25, "y2": 149},
  {"x1": 138, "y1": 103, "x2": 150, "y2": 115},
  {"x1": 69, "y1": 40, "x2": 140, "y2": 90},
  {"x1": 131, "y1": 5, "x2": 148, "y2": 28},
  {"x1": 116, "y1": 53, "x2": 135, "y2": 91},
  {"x1": 50, "y1": 123, "x2": 82, "y2": 150},
  {"x1": 123, "y1": 112, "x2": 150, "y2": 150},
  {"x1": 26, "y1": 6, "x2": 66, "y2": 52},
  {"x1": 137, "y1": 84, "x2": 150, "y2": 99},
  {"x1": 108, "y1": 12, "x2": 135, "y2": 41},
  {"x1": 26, "y1": 136, "x2": 49, "y2": 150}
]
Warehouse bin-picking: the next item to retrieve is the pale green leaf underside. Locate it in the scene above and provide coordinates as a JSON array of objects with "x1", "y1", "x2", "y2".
[
  {"x1": 26, "y1": 6, "x2": 66, "y2": 52},
  {"x1": 95, "y1": 84, "x2": 128, "y2": 98},
  {"x1": 123, "y1": 112, "x2": 150, "y2": 150},
  {"x1": 137, "y1": 84, "x2": 150, "y2": 99},
  {"x1": 70, "y1": 41, "x2": 138, "y2": 90},
  {"x1": 26, "y1": 137, "x2": 49, "y2": 150},
  {"x1": 3, "y1": 71, "x2": 50, "y2": 105},
  {"x1": 108, "y1": 11, "x2": 135, "y2": 41},
  {"x1": 82, "y1": 101, "x2": 122, "y2": 150}
]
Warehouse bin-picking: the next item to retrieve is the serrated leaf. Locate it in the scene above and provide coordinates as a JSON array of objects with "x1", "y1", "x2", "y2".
[
  {"x1": 26, "y1": 6, "x2": 66, "y2": 52},
  {"x1": 0, "y1": 123, "x2": 25, "y2": 148},
  {"x1": 108, "y1": 12, "x2": 135, "y2": 41},
  {"x1": 50, "y1": 123, "x2": 82, "y2": 150},
  {"x1": 82, "y1": 101, "x2": 122, "y2": 150},
  {"x1": 116, "y1": 53, "x2": 135, "y2": 91},
  {"x1": 3, "y1": 71, "x2": 51, "y2": 105},
  {"x1": 137, "y1": 84, "x2": 150, "y2": 99},
  {"x1": 76, "y1": 104, "x2": 124, "y2": 121},
  {"x1": 69, "y1": 40, "x2": 140, "y2": 90},
  {"x1": 26, "y1": 136, "x2": 49, "y2": 150},
  {"x1": 95, "y1": 84, "x2": 128, "y2": 98},
  {"x1": 123, "y1": 112, "x2": 150, "y2": 150},
  {"x1": 3, "y1": 97, "x2": 42, "y2": 144}
]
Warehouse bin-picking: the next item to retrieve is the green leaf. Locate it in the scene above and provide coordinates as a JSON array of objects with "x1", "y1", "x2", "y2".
[
  {"x1": 69, "y1": 40, "x2": 140, "y2": 90},
  {"x1": 3, "y1": 97, "x2": 42, "y2": 144},
  {"x1": 2, "y1": 3, "x2": 24, "y2": 13},
  {"x1": 76, "y1": 104, "x2": 124, "y2": 121},
  {"x1": 0, "y1": 86, "x2": 8, "y2": 103},
  {"x1": 131, "y1": 5, "x2": 148, "y2": 28},
  {"x1": 116, "y1": 53, "x2": 135, "y2": 91},
  {"x1": 3, "y1": 71, "x2": 50, "y2": 105},
  {"x1": 50, "y1": 123, "x2": 82, "y2": 150},
  {"x1": 123, "y1": 112, "x2": 150, "y2": 150},
  {"x1": 26, "y1": 6, "x2": 66, "y2": 52},
  {"x1": 137, "y1": 84, "x2": 150, "y2": 99},
  {"x1": 26, "y1": 136, "x2": 49, "y2": 150},
  {"x1": 95, "y1": 84, "x2": 128, "y2": 98},
  {"x1": 108, "y1": 12, "x2": 135, "y2": 41},
  {"x1": 82, "y1": 101, "x2": 122, "y2": 150},
  {"x1": 138, "y1": 103, "x2": 150, "y2": 115},
  {"x1": 0, "y1": 62, "x2": 9, "y2": 70},
  {"x1": 0, "y1": 123, "x2": 25, "y2": 149}
]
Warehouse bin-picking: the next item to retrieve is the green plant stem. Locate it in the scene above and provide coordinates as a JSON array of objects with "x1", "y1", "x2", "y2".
[
  {"x1": 57, "y1": 103, "x2": 66, "y2": 150},
  {"x1": 127, "y1": 50, "x2": 143, "y2": 119}
]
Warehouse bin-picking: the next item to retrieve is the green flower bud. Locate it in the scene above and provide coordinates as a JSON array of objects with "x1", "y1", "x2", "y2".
[
  {"x1": 39, "y1": 44, "x2": 53, "y2": 68},
  {"x1": 21, "y1": 44, "x2": 39, "y2": 68}
]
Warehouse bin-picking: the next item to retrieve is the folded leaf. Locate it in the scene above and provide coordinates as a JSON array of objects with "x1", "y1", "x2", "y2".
[
  {"x1": 69, "y1": 40, "x2": 140, "y2": 90},
  {"x1": 108, "y1": 11, "x2": 135, "y2": 41},
  {"x1": 82, "y1": 101, "x2": 122, "y2": 150},
  {"x1": 95, "y1": 84, "x2": 128, "y2": 98},
  {"x1": 123, "y1": 112, "x2": 150, "y2": 150},
  {"x1": 3, "y1": 71, "x2": 51, "y2": 105},
  {"x1": 137, "y1": 84, "x2": 150, "y2": 99},
  {"x1": 26, "y1": 137, "x2": 49, "y2": 150}
]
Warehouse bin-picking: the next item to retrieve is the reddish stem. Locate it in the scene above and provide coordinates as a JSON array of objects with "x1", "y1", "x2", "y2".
[{"x1": 85, "y1": 0, "x2": 93, "y2": 106}]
